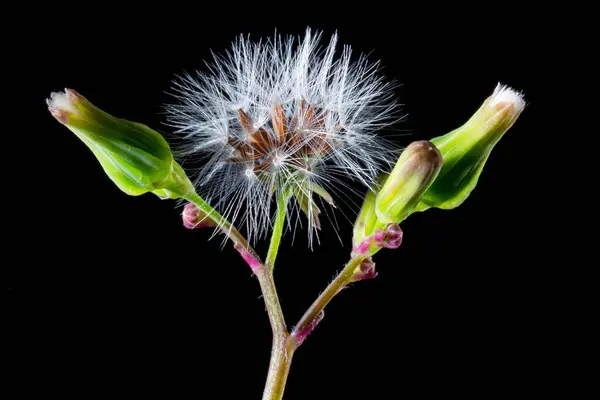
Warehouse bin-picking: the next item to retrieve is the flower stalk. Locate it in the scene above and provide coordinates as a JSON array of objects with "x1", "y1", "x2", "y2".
[
  {"x1": 185, "y1": 191, "x2": 292, "y2": 400},
  {"x1": 266, "y1": 190, "x2": 292, "y2": 271},
  {"x1": 261, "y1": 253, "x2": 368, "y2": 400},
  {"x1": 259, "y1": 282, "x2": 292, "y2": 400},
  {"x1": 291, "y1": 255, "x2": 366, "y2": 346}
]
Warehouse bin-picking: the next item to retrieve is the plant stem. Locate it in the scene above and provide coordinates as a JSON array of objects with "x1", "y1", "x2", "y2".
[
  {"x1": 259, "y1": 192, "x2": 294, "y2": 399},
  {"x1": 187, "y1": 190, "x2": 292, "y2": 398},
  {"x1": 290, "y1": 255, "x2": 365, "y2": 346},
  {"x1": 186, "y1": 191, "x2": 365, "y2": 399},
  {"x1": 260, "y1": 255, "x2": 366, "y2": 399},
  {"x1": 184, "y1": 192, "x2": 261, "y2": 262},
  {"x1": 255, "y1": 267, "x2": 287, "y2": 344},
  {"x1": 266, "y1": 190, "x2": 290, "y2": 271},
  {"x1": 256, "y1": 268, "x2": 294, "y2": 400},
  {"x1": 261, "y1": 337, "x2": 296, "y2": 400}
]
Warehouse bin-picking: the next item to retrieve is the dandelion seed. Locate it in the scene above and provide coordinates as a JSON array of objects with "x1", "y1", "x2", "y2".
[{"x1": 164, "y1": 28, "x2": 402, "y2": 245}]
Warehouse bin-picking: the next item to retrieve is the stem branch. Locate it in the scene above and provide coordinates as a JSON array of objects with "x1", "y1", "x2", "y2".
[
  {"x1": 185, "y1": 191, "x2": 366, "y2": 399},
  {"x1": 185, "y1": 191, "x2": 291, "y2": 398},
  {"x1": 290, "y1": 255, "x2": 365, "y2": 346},
  {"x1": 255, "y1": 265, "x2": 291, "y2": 400}
]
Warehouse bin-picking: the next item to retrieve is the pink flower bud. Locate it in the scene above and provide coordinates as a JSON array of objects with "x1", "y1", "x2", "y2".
[
  {"x1": 182, "y1": 203, "x2": 217, "y2": 229},
  {"x1": 384, "y1": 224, "x2": 403, "y2": 249},
  {"x1": 373, "y1": 229, "x2": 387, "y2": 243},
  {"x1": 352, "y1": 257, "x2": 377, "y2": 281},
  {"x1": 373, "y1": 223, "x2": 403, "y2": 249}
]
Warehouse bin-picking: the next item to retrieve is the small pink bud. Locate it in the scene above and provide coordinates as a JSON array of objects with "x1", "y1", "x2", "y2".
[
  {"x1": 373, "y1": 229, "x2": 387, "y2": 243},
  {"x1": 352, "y1": 257, "x2": 377, "y2": 281},
  {"x1": 383, "y1": 223, "x2": 403, "y2": 249},
  {"x1": 182, "y1": 203, "x2": 217, "y2": 229},
  {"x1": 351, "y1": 237, "x2": 372, "y2": 257},
  {"x1": 357, "y1": 237, "x2": 374, "y2": 255},
  {"x1": 373, "y1": 223, "x2": 403, "y2": 249}
]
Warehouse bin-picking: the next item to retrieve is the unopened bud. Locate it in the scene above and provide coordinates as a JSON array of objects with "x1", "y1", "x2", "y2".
[
  {"x1": 47, "y1": 89, "x2": 195, "y2": 199},
  {"x1": 352, "y1": 186, "x2": 379, "y2": 248},
  {"x1": 351, "y1": 257, "x2": 377, "y2": 282},
  {"x1": 416, "y1": 83, "x2": 526, "y2": 211},
  {"x1": 182, "y1": 203, "x2": 217, "y2": 229},
  {"x1": 375, "y1": 141, "x2": 443, "y2": 224},
  {"x1": 373, "y1": 224, "x2": 403, "y2": 249}
]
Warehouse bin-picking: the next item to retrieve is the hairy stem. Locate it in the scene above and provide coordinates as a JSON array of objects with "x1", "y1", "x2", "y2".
[
  {"x1": 185, "y1": 191, "x2": 365, "y2": 399},
  {"x1": 255, "y1": 267, "x2": 287, "y2": 345},
  {"x1": 266, "y1": 190, "x2": 291, "y2": 271},
  {"x1": 261, "y1": 255, "x2": 366, "y2": 400},
  {"x1": 259, "y1": 310, "x2": 295, "y2": 400},
  {"x1": 256, "y1": 269, "x2": 289, "y2": 400},
  {"x1": 290, "y1": 255, "x2": 365, "y2": 346}
]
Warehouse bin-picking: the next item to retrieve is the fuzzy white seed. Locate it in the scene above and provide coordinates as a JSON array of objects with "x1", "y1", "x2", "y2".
[{"x1": 164, "y1": 28, "x2": 402, "y2": 245}]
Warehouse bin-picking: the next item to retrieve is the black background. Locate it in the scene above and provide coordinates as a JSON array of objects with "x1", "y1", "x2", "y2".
[{"x1": 10, "y1": 7, "x2": 563, "y2": 399}]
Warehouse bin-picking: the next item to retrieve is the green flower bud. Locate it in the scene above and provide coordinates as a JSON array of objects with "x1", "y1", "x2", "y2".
[
  {"x1": 375, "y1": 140, "x2": 443, "y2": 224},
  {"x1": 47, "y1": 89, "x2": 194, "y2": 199},
  {"x1": 352, "y1": 174, "x2": 387, "y2": 248},
  {"x1": 416, "y1": 83, "x2": 525, "y2": 212},
  {"x1": 352, "y1": 186, "x2": 378, "y2": 248}
]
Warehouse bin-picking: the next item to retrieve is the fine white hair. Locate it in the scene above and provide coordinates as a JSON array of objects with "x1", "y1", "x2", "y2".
[
  {"x1": 164, "y1": 28, "x2": 402, "y2": 245},
  {"x1": 489, "y1": 83, "x2": 526, "y2": 111}
]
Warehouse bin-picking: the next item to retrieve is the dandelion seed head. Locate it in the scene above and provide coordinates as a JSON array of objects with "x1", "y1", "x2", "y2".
[{"x1": 164, "y1": 28, "x2": 403, "y2": 246}]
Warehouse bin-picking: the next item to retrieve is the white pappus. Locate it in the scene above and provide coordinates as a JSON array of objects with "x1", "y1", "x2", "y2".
[{"x1": 164, "y1": 28, "x2": 402, "y2": 246}]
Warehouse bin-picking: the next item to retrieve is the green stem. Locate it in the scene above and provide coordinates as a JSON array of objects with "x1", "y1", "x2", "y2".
[
  {"x1": 255, "y1": 267, "x2": 287, "y2": 341},
  {"x1": 261, "y1": 335, "x2": 295, "y2": 400},
  {"x1": 256, "y1": 265, "x2": 293, "y2": 400},
  {"x1": 260, "y1": 255, "x2": 366, "y2": 399},
  {"x1": 187, "y1": 190, "x2": 291, "y2": 398},
  {"x1": 183, "y1": 191, "x2": 292, "y2": 398},
  {"x1": 259, "y1": 191, "x2": 293, "y2": 400},
  {"x1": 290, "y1": 255, "x2": 365, "y2": 346},
  {"x1": 183, "y1": 191, "x2": 261, "y2": 262},
  {"x1": 266, "y1": 190, "x2": 291, "y2": 271},
  {"x1": 185, "y1": 190, "x2": 364, "y2": 399}
]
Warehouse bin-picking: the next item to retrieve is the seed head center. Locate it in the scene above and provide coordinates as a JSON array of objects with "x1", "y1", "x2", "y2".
[{"x1": 225, "y1": 101, "x2": 335, "y2": 175}]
